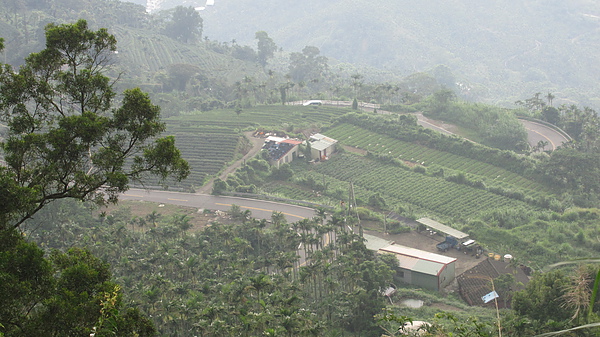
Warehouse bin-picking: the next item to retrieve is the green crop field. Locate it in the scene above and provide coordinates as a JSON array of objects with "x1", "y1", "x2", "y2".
[
  {"x1": 301, "y1": 152, "x2": 537, "y2": 220},
  {"x1": 150, "y1": 105, "x2": 350, "y2": 189},
  {"x1": 169, "y1": 105, "x2": 351, "y2": 130},
  {"x1": 139, "y1": 124, "x2": 243, "y2": 190},
  {"x1": 325, "y1": 123, "x2": 549, "y2": 197},
  {"x1": 112, "y1": 26, "x2": 254, "y2": 83}
]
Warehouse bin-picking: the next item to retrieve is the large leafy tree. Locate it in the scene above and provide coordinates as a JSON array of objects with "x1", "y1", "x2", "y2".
[
  {"x1": 164, "y1": 6, "x2": 203, "y2": 43},
  {"x1": 288, "y1": 46, "x2": 328, "y2": 83},
  {"x1": 0, "y1": 20, "x2": 189, "y2": 230},
  {"x1": 255, "y1": 31, "x2": 277, "y2": 67},
  {"x1": 0, "y1": 229, "x2": 156, "y2": 336}
]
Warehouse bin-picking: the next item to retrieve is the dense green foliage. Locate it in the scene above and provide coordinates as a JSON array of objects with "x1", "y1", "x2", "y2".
[
  {"x1": 27, "y1": 199, "x2": 395, "y2": 336},
  {"x1": 163, "y1": 6, "x2": 203, "y2": 43},
  {"x1": 424, "y1": 89, "x2": 529, "y2": 150},
  {"x1": 4, "y1": 2, "x2": 600, "y2": 336},
  {"x1": 0, "y1": 228, "x2": 156, "y2": 336},
  {"x1": 0, "y1": 19, "x2": 189, "y2": 336}
]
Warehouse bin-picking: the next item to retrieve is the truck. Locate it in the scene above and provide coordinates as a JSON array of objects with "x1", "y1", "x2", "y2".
[{"x1": 436, "y1": 236, "x2": 458, "y2": 252}]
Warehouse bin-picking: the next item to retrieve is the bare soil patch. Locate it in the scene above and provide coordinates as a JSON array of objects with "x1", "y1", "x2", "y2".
[
  {"x1": 342, "y1": 145, "x2": 367, "y2": 155},
  {"x1": 98, "y1": 200, "x2": 231, "y2": 232}
]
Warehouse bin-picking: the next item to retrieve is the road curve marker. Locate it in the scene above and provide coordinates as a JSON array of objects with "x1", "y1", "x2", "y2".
[
  {"x1": 215, "y1": 203, "x2": 305, "y2": 219},
  {"x1": 167, "y1": 198, "x2": 188, "y2": 202}
]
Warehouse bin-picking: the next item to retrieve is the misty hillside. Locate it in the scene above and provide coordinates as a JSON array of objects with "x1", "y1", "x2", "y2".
[{"x1": 193, "y1": 0, "x2": 600, "y2": 107}]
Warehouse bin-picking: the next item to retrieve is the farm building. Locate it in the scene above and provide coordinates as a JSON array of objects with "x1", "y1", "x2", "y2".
[
  {"x1": 262, "y1": 136, "x2": 302, "y2": 168},
  {"x1": 309, "y1": 133, "x2": 337, "y2": 161},
  {"x1": 416, "y1": 218, "x2": 470, "y2": 241},
  {"x1": 379, "y1": 245, "x2": 457, "y2": 291}
]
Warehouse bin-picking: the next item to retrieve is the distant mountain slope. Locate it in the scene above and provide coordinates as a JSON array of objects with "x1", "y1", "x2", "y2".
[
  {"x1": 199, "y1": 0, "x2": 600, "y2": 107},
  {"x1": 111, "y1": 25, "x2": 262, "y2": 85}
]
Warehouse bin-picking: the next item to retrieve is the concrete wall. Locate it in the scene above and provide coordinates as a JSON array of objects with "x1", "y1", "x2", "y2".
[
  {"x1": 276, "y1": 146, "x2": 298, "y2": 168},
  {"x1": 398, "y1": 268, "x2": 439, "y2": 291},
  {"x1": 310, "y1": 144, "x2": 335, "y2": 160},
  {"x1": 439, "y1": 262, "x2": 456, "y2": 289}
]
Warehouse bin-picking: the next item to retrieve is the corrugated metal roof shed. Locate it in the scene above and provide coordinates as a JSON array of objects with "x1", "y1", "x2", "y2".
[
  {"x1": 379, "y1": 245, "x2": 456, "y2": 276},
  {"x1": 416, "y1": 218, "x2": 469, "y2": 240},
  {"x1": 311, "y1": 141, "x2": 333, "y2": 151},
  {"x1": 310, "y1": 133, "x2": 337, "y2": 144},
  {"x1": 364, "y1": 234, "x2": 394, "y2": 251}
]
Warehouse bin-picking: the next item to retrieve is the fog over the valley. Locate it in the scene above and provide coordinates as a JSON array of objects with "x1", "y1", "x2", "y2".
[{"x1": 126, "y1": 0, "x2": 600, "y2": 109}]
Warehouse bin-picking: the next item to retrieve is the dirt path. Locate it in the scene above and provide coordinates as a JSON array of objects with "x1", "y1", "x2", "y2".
[
  {"x1": 196, "y1": 131, "x2": 265, "y2": 194},
  {"x1": 342, "y1": 145, "x2": 367, "y2": 155}
]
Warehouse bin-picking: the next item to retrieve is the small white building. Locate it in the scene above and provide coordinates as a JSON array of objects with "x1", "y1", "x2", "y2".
[{"x1": 309, "y1": 133, "x2": 337, "y2": 161}]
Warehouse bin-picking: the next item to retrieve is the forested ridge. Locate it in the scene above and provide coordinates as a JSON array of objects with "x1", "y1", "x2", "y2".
[
  {"x1": 198, "y1": 0, "x2": 600, "y2": 108},
  {"x1": 3, "y1": 0, "x2": 600, "y2": 336}
]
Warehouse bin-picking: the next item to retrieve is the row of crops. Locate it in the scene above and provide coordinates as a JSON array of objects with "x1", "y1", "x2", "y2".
[
  {"x1": 307, "y1": 153, "x2": 536, "y2": 220},
  {"x1": 325, "y1": 123, "x2": 548, "y2": 197},
  {"x1": 260, "y1": 182, "x2": 319, "y2": 201},
  {"x1": 113, "y1": 26, "x2": 251, "y2": 81},
  {"x1": 171, "y1": 105, "x2": 350, "y2": 129},
  {"x1": 141, "y1": 123, "x2": 244, "y2": 190},
  {"x1": 141, "y1": 105, "x2": 351, "y2": 190}
]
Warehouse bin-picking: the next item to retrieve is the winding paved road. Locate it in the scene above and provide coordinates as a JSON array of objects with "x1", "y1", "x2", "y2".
[
  {"x1": 121, "y1": 188, "x2": 316, "y2": 223},
  {"x1": 519, "y1": 119, "x2": 569, "y2": 150},
  {"x1": 123, "y1": 102, "x2": 570, "y2": 222},
  {"x1": 291, "y1": 100, "x2": 570, "y2": 150}
]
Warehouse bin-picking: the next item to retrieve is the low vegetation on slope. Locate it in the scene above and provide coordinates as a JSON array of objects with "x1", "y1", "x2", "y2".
[{"x1": 144, "y1": 105, "x2": 351, "y2": 189}]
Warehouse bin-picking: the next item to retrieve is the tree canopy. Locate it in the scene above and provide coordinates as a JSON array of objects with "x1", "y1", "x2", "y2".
[
  {"x1": 255, "y1": 31, "x2": 277, "y2": 67},
  {"x1": 0, "y1": 19, "x2": 189, "y2": 230},
  {"x1": 164, "y1": 6, "x2": 203, "y2": 43},
  {"x1": 0, "y1": 229, "x2": 156, "y2": 336},
  {"x1": 288, "y1": 46, "x2": 328, "y2": 83}
]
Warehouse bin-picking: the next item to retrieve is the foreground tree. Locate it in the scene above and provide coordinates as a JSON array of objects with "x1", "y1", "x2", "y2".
[
  {"x1": 0, "y1": 229, "x2": 156, "y2": 336},
  {"x1": 0, "y1": 20, "x2": 189, "y2": 230}
]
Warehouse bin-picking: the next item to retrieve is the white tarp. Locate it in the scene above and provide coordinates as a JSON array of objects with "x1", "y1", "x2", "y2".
[{"x1": 482, "y1": 291, "x2": 499, "y2": 304}]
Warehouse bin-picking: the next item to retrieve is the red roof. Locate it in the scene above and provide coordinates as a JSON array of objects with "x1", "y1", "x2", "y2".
[{"x1": 282, "y1": 139, "x2": 302, "y2": 145}]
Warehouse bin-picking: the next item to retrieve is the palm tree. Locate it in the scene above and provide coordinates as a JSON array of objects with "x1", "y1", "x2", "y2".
[
  {"x1": 146, "y1": 211, "x2": 161, "y2": 227},
  {"x1": 546, "y1": 92, "x2": 555, "y2": 107},
  {"x1": 172, "y1": 213, "x2": 192, "y2": 234},
  {"x1": 246, "y1": 273, "x2": 272, "y2": 303},
  {"x1": 351, "y1": 73, "x2": 363, "y2": 99},
  {"x1": 271, "y1": 211, "x2": 286, "y2": 226}
]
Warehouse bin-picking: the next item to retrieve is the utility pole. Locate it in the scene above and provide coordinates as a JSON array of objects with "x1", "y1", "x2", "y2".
[
  {"x1": 348, "y1": 181, "x2": 362, "y2": 238},
  {"x1": 383, "y1": 212, "x2": 387, "y2": 235}
]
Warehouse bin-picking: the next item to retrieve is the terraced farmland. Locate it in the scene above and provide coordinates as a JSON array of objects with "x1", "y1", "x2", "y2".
[
  {"x1": 310, "y1": 152, "x2": 537, "y2": 220},
  {"x1": 140, "y1": 124, "x2": 243, "y2": 190},
  {"x1": 112, "y1": 26, "x2": 255, "y2": 83},
  {"x1": 325, "y1": 123, "x2": 549, "y2": 197},
  {"x1": 170, "y1": 105, "x2": 350, "y2": 129},
  {"x1": 152, "y1": 105, "x2": 350, "y2": 189}
]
